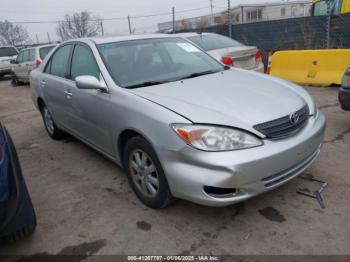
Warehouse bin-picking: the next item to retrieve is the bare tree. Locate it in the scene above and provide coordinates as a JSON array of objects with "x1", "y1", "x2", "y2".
[
  {"x1": 56, "y1": 11, "x2": 102, "y2": 41},
  {"x1": 0, "y1": 20, "x2": 30, "y2": 46}
]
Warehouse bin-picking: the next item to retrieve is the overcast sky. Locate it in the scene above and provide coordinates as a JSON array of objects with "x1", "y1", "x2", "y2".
[{"x1": 1, "y1": 0, "x2": 289, "y2": 42}]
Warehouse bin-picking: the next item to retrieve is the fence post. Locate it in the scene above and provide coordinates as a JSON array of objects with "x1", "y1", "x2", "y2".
[
  {"x1": 228, "y1": 0, "x2": 232, "y2": 38},
  {"x1": 128, "y1": 16, "x2": 132, "y2": 34},
  {"x1": 172, "y1": 7, "x2": 175, "y2": 34}
]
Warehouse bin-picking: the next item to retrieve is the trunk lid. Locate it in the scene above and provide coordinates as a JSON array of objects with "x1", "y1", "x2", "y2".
[{"x1": 208, "y1": 46, "x2": 258, "y2": 70}]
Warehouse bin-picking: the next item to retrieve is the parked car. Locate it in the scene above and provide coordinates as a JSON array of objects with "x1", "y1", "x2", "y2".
[
  {"x1": 339, "y1": 67, "x2": 350, "y2": 111},
  {"x1": 0, "y1": 123, "x2": 36, "y2": 242},
  {"x1": 0, "y1": 46, "x2": 18, "y2": 78},
  {"x1": 31, "y1": 34, "x2": 326, "y2": 208},
  {"x1": 11, "y1": 44, "x2": 56, "y2": 86},
  {"x1": 176, "y1": 32, "x2": 264, "y2": 72}
]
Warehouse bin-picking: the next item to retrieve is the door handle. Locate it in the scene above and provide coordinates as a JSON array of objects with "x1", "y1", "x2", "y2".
[
  {"x1": 64, "y1": 90, "x2": 73, "y2": 99},
  {"x1": 40, "y1": 80, "x2": 46, "y2": 87}
]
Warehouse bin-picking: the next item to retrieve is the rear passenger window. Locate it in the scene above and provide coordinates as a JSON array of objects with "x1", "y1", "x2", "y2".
[
  {"x1": 29, "y1": 49, "x2": 35, "y2": 61},
  {"x1": 70, "y1": 45, "x2": 100, "y2": 80},
  {"x1": 16, "y1": 52, "x2": 23, "y2": 63},
  {"x1": 22, "y1": 50, "x2": 30, "y2": 62},
  {"x1": 49, "y1": 45, "x2": 72, "y2": 78}
]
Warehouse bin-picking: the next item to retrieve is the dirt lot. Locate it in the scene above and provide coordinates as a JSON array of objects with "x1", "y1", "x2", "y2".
[{"x1": 0, "y1": 79, "x2": 349, "y2": 256}]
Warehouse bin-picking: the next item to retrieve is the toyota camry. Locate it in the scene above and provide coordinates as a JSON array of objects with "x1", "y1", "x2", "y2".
[{"x1": 30, "y1": 34, "x2": 326, "y2": 208}]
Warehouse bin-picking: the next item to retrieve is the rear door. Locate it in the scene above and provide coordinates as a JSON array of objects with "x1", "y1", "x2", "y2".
[
  {"x1": 22, "y1": 48, "x2": 36, "y2": 81},
  {"x1": 19, "y1": 50, "x2": 30, "y2": 79},
  {"x1": 40, "y1": 44, "x2": 74, "y2": 129},
  {"x1": 13, "y1": 51, "x2": 23, "y2": 78}
]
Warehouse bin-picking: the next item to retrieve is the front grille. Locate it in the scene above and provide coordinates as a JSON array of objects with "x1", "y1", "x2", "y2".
[{"x1": 253, "y1": 105, "x2": 310, "y2": 139}]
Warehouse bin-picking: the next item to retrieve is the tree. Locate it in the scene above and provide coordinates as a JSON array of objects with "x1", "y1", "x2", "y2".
[
  {"x1": 0, "y1": 20, "x2": 30, "y2": 46},
  {"x1": 56, "y1": 11, "x2": 102, "y2": 41}
]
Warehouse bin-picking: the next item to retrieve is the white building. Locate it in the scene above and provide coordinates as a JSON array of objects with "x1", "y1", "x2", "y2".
[{"x1": 158, "y1": 0, "x2": 312, "y2": 32}]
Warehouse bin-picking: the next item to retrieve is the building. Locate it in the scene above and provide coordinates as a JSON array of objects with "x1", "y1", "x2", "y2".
[{"x1": 157, "y1": 0, "x2": 312, "y2": 32}]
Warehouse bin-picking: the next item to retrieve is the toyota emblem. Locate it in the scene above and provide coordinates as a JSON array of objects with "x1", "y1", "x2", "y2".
[{"x1": 289, "y1": 112, "x2": 300, "y2": 125}]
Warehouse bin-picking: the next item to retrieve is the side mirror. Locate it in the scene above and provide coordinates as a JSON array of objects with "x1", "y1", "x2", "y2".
[{"x1": 75, "y1": 75, "x2": 108, "y2": 92}]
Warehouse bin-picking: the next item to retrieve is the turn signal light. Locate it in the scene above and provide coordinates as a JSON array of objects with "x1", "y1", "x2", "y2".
[{"x1": 222, "y1": 56, "x2": 234, "y2": 66}]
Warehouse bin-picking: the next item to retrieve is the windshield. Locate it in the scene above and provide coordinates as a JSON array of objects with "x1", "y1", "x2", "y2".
[
  {"x1": 313, "y1": 0, "x2": 329, "y2": 15},
  {"x1": 98, "y1": 37, "x2": 224, "y2": 88},
  {"x1": 39, "y1": 45, "x2": 56, "y2": 60},
  {"x1": 0, "y1": 47, "x2": 18, "y2": 57},
  {"x1": 188, "y1": 34, "x2": 243, "y2": 51}
]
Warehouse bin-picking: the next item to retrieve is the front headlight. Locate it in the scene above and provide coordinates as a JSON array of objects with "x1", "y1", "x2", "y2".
[{"x1": 171, "y1": 124, "x2": 263, "y2": 152}]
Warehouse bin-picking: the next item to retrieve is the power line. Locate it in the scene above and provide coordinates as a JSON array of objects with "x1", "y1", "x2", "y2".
[{"x1": 10, "y1": 6, "x2": 216, "y2": 24}]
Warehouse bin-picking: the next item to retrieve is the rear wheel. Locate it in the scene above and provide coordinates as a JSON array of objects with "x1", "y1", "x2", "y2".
[
  {"x1": 123, "y1": 136, "x2": 174, "y2": 208},
  {"x1": 11, "y1": 75, "x2": 20, "y2": 86},
  {"x1": 41, "y1": 104, "x2": 64, "y2": 140}
]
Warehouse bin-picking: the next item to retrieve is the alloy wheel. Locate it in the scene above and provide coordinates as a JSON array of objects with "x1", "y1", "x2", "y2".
[
  {"x1": 43, "y1": 107, "x2": 55, "y2": 135},
  {"x1": 129, "y1": 149, "x2": 159, "y2": 198}
]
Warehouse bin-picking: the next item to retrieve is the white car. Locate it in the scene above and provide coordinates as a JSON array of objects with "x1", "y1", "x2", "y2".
[
  {"x1": 0, "y1": 46, "x2": 18, "y2": 78},
  {"x1": 12, "y1": 44, "x2": 56, "y2": 85},
  {"x1": 176, "y1": 32, "x2": 264, "y2": 73}
]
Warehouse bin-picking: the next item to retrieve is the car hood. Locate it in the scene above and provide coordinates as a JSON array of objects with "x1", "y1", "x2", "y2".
[{"x1": 129, "y1": 69, "x2": 306, "y2": 136}]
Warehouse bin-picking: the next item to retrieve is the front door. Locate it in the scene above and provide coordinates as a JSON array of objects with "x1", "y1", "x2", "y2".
[{"x1": 65, "y1": 44, "x2": 115, "y2": 156}]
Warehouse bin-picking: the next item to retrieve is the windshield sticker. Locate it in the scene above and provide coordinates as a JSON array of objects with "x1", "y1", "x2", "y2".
[{"x1": 177, "y1": 43, "x2": 201, "y2": 53}]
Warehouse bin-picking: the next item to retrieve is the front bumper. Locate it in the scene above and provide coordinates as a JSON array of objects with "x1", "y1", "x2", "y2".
[
  {"x1": 158, "y1": 112, "x2": 326, "y2": 207},
  {"x1": 339, "y1": 87, "x2": 350, "y2": 111}
]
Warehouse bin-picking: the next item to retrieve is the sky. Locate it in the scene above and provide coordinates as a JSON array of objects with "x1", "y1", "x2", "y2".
[{"x1": 0, "y1": 0, "x2": 290, "y2": 43}]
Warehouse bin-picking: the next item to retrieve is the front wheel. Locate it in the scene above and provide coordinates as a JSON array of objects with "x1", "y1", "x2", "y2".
[
  {"x1": 41, "y1": 105, "x2": 64, "y2": 140},
  {"x1": 123, "y1": 136, "x2": 174, "y2": 208}
]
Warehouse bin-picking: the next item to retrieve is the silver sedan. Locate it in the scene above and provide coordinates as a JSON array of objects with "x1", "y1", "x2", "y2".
[{"x1": 31, "y1": 34, "x2": 326, "y2": 208}]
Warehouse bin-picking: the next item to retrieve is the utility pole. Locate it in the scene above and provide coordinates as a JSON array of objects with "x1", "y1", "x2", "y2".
[
  {"x1": 47, "y1": 32, "x2": 51, "y2": 43},
  {"x1": 210, "y1": 0, "x2": 214, "y2": 26},
  {"x1": 100, "y1": 20, "x2": 104, "y2": 36},
  {"x1": 228, "y1": 0, "x2": 232, "y2": 38},
  {"x1": 172, "y1": 7, "x2": 175, "y2": 33},
  {"x1": 35, "y1": 34, "x2": 39, "y2": 44},
  {"x1": 128, "y1": 16, "x2": 132, "y2": 34}
]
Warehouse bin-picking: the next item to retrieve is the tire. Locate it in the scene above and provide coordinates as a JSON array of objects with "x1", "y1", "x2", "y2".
[
  {"x1": 41, "y1": 104, "x2": 64, "y2": 140},
  {"x1": 1, "y1": 224, "x2": 36, "y2": 244},
  {"x1": 123, "y1": 136, "x2": 174, "y2": 208},
  {"x1": 11, "y1": 75, "x2": 19, "y2": 86}
]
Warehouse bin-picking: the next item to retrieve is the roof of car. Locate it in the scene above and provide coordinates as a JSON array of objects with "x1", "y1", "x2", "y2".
[
  {"x1": 84, "y1": 33, "x2": 178, "y2": 44},
  {"x1": 173, "y1": 32, "x2": 215, "y2": 38},
  {"x1": 21, "y1": 44, "x2": 57, "y2": 51}
]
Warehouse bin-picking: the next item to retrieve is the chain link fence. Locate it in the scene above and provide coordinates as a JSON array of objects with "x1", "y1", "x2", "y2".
[{"x1": 177, "y1": 13, "x2": 350, "y2": 52}]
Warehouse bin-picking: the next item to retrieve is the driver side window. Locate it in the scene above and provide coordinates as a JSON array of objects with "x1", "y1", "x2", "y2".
[{"x1": 70, "y1": 44, "x2": 100, "y2": 81}]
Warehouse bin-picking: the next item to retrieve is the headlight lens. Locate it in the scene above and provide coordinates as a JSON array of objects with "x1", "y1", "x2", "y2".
[{"x1": 171, "y1": 124, "x2": 263, "y2": 151}]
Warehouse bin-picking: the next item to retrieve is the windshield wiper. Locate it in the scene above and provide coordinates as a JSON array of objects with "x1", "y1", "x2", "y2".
[
  {"x1": 179, "y1": 70, "x2": 220, "y2": 80},
  {"x1": 125, "y1": 81, "x2": 169, "y2": 89}
]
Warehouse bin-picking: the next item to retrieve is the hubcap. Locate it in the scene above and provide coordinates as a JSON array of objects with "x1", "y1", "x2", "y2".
[
  {"x1": 129, "y1": 149, "x2": 159, "y2": 198},
  {"x1": 44, "y1": 107, "x2": 55, "y2": 135}
]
